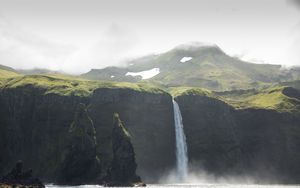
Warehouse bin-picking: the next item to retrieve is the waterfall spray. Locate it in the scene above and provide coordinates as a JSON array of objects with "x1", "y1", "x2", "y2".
[{"x1": 172, "y1": 99, "x2": 189, "y2": 181}]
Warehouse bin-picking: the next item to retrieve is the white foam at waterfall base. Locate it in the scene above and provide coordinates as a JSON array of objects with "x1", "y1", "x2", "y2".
[{"x1": 172, "y1": 99, "x2": 189, "y2": 181}]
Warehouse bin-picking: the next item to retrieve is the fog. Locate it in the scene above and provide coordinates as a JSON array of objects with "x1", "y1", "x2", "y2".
[
  {"x1": 0, "y1": 0, "x2": 299, "y2": 74},
  {"x1": 158, "y1": 168, "x2": 283, "y2": 185}
]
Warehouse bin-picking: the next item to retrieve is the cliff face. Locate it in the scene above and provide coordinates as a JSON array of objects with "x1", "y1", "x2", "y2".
[
  {"x1": 0, "y1": 85, "x2": 176, "y2": 184},
  {"x1": 175, "y1": 94, "x2": 300, "y2": 183},
  {"x1": 88, "y1": 88, "x2": 175, "y2": 182},
  {"x1": 0, "y1": 86, "x2": 85, "y2": 180},
  {"x1": 1, "y1": 78, "x2": 300, "y2": 184}
]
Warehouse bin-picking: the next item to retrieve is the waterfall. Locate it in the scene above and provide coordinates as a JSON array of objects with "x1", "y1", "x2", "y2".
[{"x1": 172, "y1": 99, "x2": 189, "y2": 180}]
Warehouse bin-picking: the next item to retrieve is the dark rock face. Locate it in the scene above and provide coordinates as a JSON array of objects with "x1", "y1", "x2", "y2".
[
  {"x1": 88, "y1": 88, "x2": 176, "y2": 182},
  {"x1": 56, "y1": 104, "x2": 101, "y2": 185},
  {"x1": 0, "y1": 86, "x2": 175, "y2": 183},
  {"x1": 104, "y1": 113, "x2": 142, "y2": 186},
  {"x1": 0, "y1": 161, "x2": 44, "y2": 188},
  {"x1": 0, "y1": 86, "x2": 86, "y2": 180},
  {"x1": 175, "y1": 95, "x2": 300, "y2": 183},
  {"x1": 175, "y1": 95, "x2": 243, "y2": 174}
]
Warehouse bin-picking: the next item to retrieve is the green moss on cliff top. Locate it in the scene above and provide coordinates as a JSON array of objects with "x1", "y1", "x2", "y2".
[
  {"x1": 0, "y1": 74, "x2": 166, "y2": 97},
  {"x1": 0, "y1": 67, "x2": 21, "y2": 86},
  {"x1": 169, "y1": 87, "x2": 215, "y2": 98},
  {"x1": 216, "y1": 86, "x2": 300, "y2": 113},
  {"x1": 172, "y1": 85, "x2": 300, "y2": 113},
  {"x1": 228, "y1": 86, "x2": 300, "y2": 113}
]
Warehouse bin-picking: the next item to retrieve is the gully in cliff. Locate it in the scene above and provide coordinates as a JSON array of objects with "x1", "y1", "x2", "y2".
[{"x1": 0, "y1": 161, "x2": 45, "y2": 188}]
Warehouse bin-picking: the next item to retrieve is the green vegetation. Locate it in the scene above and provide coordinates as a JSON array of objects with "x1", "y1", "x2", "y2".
[
  {"x1": 0, "y1": 69, "x2": 20, "y2": 78},
  {"x1": 82, "y1": 45, "x2": 296, "y2": 91},
  {"x1": 1, "y1": 62, "x2": 300, "y2": 113},
  {"x1": 113, "y1": 113, "x2": 131, "y2": 138},
  {"x1": 1, "y1": 74, "x2": 165, "y2": 97},
  {"x1": 168, "y1": 86, "x2": 215, "y2": 98},
  {"x1": 172, "y1": 85, "x2": 300, "y2": 113},
  {"x1": 0, "y1": 65, "x2": 22, "y2": 87},
  {"x1": 227, "y1": 86, "x2": 300, "y2": 113}
]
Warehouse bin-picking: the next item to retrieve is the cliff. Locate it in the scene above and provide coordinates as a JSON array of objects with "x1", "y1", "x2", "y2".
[
  {"x1": 174, "y1": 87, "x2": 300, "y2": 183},
  {"x1": 1, "y1": 74, "x2": 300, "y2": 184},
  {"x1": 0, "y1": 75, "x2": 176, "y2": 184}
]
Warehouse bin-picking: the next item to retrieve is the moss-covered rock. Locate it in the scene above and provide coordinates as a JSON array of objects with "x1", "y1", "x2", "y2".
[
  {"x1": 104, "y1": 113, "x2": 143, "y2": 186},
  {"x1": 56, "y1": 104, "x2": 101, "y2": 185}
]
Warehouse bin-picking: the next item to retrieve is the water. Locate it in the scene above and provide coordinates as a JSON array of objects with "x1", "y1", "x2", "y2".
[
  {"x1": 46, "y1": 184, "x2": 300, "y2": 188},
  {"x1": 172, "y1": 99, "x2": 189, "y2": 180}
]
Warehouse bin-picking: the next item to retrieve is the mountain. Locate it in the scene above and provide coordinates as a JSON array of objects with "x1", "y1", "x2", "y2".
[
  {"x1": 0, "y1": 64, "x2": 21, "y2": 86},
  {"x1": 17, "y1": 68, "x2": 64, "y2": 75},
  {"x1": 0, "y1": 64, "x2": 20, "y2": 78},
  {"x1": 82, "y1": 43, "x2": 300, "y2": 91}
]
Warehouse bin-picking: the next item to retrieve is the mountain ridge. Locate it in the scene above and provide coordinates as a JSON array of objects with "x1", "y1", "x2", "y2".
[{"x1": 81, "y1": 43, "x2": 300, "y2": 91}]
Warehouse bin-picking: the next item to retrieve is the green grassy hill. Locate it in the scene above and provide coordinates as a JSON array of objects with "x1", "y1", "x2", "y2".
[
  {"x1": 0, "y1": 64, "x2": 20, "y2": 78},
  {"x1": 171, "y1": 86, "x2": 300, "y2": 113},
  {"x1": 82, "y1": 43, "x2": 300, "y2": 91},
  {"x1": 0, "y1": 64, "x2": 21, "y2": 86},
  {"x1": 1, "y1": 74, "x2": 165, "y2": 97}
]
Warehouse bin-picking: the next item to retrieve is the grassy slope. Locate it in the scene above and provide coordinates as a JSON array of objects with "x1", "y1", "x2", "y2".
[
  {"x1": 223, "y1": 86, "x2": 300, "y2": 113},
  {"x1": 1, "y1": 64, "x2": 299, "y2": 112},
  {"x1": 172, "y1": 86, "x2": 300, "y2": 113},
  {"x1": 0, "y1": 69, "x2": 20, "y2": 78},
  {"x1": 1, "y1": 74, "x2": 165, "y2": 97},
  {"x1": 0, "y1": 65, "x2": 22, "y2": 86},
  {"x1": 82, "y1": 46, "x2": 295, "y2": 91}
]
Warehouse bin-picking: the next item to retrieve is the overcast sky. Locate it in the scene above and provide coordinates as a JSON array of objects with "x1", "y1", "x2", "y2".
[{"x1": 0, "y1": 0, "x2": 299, "y2": 74}]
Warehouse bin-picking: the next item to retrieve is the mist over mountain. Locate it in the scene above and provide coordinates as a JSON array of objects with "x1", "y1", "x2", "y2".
[{"x1": 82, "y1": 43, "x2": 300, "y2": 91}]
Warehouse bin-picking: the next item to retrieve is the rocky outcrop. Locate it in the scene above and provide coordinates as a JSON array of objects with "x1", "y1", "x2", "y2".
[
  {"x1": 103, "y1": 113, "x2": 144, "y2": 186},
  {"x1": 175, "y1": 94, "x2": 300, "y2": 183},
  {"x1": 56, "y1": 104, "x2": 101, "y2": 185},
  {"x1": 88, "y1": 88, "x2": 175, "y2": 182},
  {"x1": 0, "y1": 161, "x2": 44, "y2": 188}
]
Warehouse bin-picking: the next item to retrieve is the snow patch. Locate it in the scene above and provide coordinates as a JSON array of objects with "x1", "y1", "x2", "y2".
[
  {"x1": 126, "y1": 68, "x2": 160, "y2": 79},
  {"x1": 110, "y1": 75, "x2": 115, "y2": 78},
  {"x1": 180, "y1": 57, "x2": 193, "y2": 63}
]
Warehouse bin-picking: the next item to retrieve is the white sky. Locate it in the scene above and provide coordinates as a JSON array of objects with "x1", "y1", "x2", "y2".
[{"x1": 0, "y1": 0, "x2": 299, "y2": 74}]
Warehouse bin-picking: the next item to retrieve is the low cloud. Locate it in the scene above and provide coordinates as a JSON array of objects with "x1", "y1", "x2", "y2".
[
  {"x1": 0, "y1": 15, "x2": 139, "y2": 74},
  {"x1": 0, "y1": 16, "x2": 75, "y2": 71},
  {"x1": 286, "y1": 0, "x2": 300, "y2": 66},
  {"x1": 62, "y1": 24, "x2": 139, "y2": 74},
  {"x1": 287, "y1": 0, "x2": 300, "y2": 9}
]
